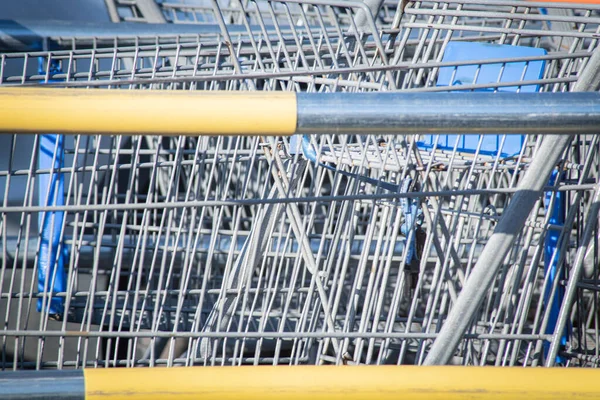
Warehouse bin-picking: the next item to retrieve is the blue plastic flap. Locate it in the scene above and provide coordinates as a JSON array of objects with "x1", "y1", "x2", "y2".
[
  {"x1": 543, "y1": 170, "x2": 568, "y2": 364},
  {"x1": 419, "y1": 42, "x2": 547, "y2": 157},
  {"x1": 37, "y1": 57, "x2": 67, "y2": 317},
  {"x1": 38, "y1": 134, "x2": 66, "y2": 317}
]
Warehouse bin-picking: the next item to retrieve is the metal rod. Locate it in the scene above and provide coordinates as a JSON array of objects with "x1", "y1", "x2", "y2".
[
  {"x1": 103, "y1": 0, "x2": 121, "y2": 23},
  {"x1": 296, "y1": 92, "x2": 600, "y2": 134},
  {"x1": 0, "y1": 20, "x2": 237, "y2": 51},
  {"x1": 423, "y1": 135, "x2": 571, "y2": 365},
  {"x1": 0, "y1": 370, "x2": 84, "y2": 400},
  {"x1": 423, "y1": 47, "x2": 600, "y2": 366},
  {"x1": 135, "y1": 0, "x2": 168, "y2": 23},
  {"x1": 0, "y1": 330, "x2": 553, "y2": 340},
  {"x1": 80, "y1": 367, "x2": 600, "y2": 399},
  {"x1": 0, "y1": 89, "x2": 297, "y2": 135},
  {"x1": 3, "y1": 366, "x2": 600, "y2": 400},
  {"x1": 0, "y1": 89, "x2": 599, "y2": 136},
  {"x1": 0, "y1": 184, "x2": 596, "y2": 214},
  {"x1": 525, "y1": 0, "x2": 600, "y2": 3},
  {"x1": 545, "y1": 183, "x2": 600, "y2": 365},
  {"x1": 353, "y1": 0, "x2": 384, "y2": 32}
]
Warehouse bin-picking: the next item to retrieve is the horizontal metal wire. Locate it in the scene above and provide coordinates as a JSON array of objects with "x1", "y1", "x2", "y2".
[
  {"x1": 0, "y1": 329, "x2": 552, "y2": 340},
  {"x1": 1, "y1": 183, "x2": 597, "y2": 213}
]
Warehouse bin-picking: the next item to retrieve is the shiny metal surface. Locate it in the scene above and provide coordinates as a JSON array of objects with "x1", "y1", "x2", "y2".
[
  {"x1": 297, "y1": 92, "x2": 600, "y2": 135},
  {"x1": 0, "y1": 370, "x2": 84, "y2": 400},
  {"x1": 0, "y1": 20, "x2": 235, "y2": 51},
  {"x1": 1, "y1": 0, "x2": 109, "y2": 23}
]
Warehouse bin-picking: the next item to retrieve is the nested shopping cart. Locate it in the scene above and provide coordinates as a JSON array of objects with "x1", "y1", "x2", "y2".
[{"x1": 1, "y1": 0, "x2": 600, "y2": 383}]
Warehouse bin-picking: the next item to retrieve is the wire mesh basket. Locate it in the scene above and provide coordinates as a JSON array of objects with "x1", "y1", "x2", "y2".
[{"x1": 1, "y1": 0, "x2": 600, "y2": 370}]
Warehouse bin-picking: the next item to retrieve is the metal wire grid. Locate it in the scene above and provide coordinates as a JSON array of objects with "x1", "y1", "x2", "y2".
[
  {"x1": 3, "y1": 131, "x2": 600, "y2": 368},
  {"x1": 108, "y1": 0, "x2": 361, "y2": 27},
  {"x1": 2, "y1": 0, "x2": 599, "y2": 93},
  {"x1": 106, "y1": 0, "x2": 170, "y2": 23},
  {"x1": 1, "y1": 0, "x2": 600, "y2": 369},
  {"x1": 1, "y1": 0, "x2": 396, "y2": 93},
  {"x1": 160, "y1": 0, "x2": 357, "y2": 27}
]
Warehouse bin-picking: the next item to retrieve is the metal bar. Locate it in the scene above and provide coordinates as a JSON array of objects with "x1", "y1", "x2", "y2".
[
  {"x1": 0, "y1": 20, "x2": 238, "y2": 51},
  {"x1": 296, "y1": 92, "x2": 600, "y2": 134},
  {"x1": 4, "y1": 366, "x2": 600, "y2": 400},
  {"x1": 0, "y1": 89, "x2": 599, "y2": 136},
  {"x1": 81, "y1": 367, "x2": 600, "y2": 399},
  {"x1": 103, "y1": 0, "x2": 121, "y2": 23},
  {"x1": 353, "y1": 0, "x2": 383, "y2": 32},
  {"x1": 431, "y1": 0, "x2": 600, "y2": 9},
  {"x1": 0, "y1": 330, "x2": 555, "y2": 340},
  {"x1": 525, "y1": 0, "x2": 600, "y2": 3},
  {"x1": 0, "y1": 183, "x2": 597, "y2": 214},
  {"x1": 545, "y1": 186, "x2": 600, "y2": 365},
  {"x1": 0, "y1": 370, "x2": 85, "y2": 400},
  {"x1": 135, "y1": 0, "x2": 167, "y2": 23},
  {"x1": 0, "y1": 89, "x2": 297, "y2": 135},
  {"x1": 423, "y1": 47, "x2": 600, "y2": 366},
  {"x1": 261, "y1": 138, "x2": 342, "y2": 356}
]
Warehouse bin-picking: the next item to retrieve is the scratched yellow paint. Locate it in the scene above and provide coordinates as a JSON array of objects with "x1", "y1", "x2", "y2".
[
  {"x1": 84, "y1": 366, "x2": 600, "y2": 400},
  {"x1": 0, "y1": 88, "x2": 297, "y2": 136}
]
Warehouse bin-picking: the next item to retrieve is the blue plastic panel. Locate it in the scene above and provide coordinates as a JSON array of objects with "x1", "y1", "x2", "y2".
[
  {"x1": 436, "y1": 42, "x2": 547, "y2": 91},
  {"x1": 37, "y1": 58, "x2": 67, "y2": 318},
  {"x1": 38, "y1": 134, "x2": 67, "y2": 317},
  {"x1": 418, "y1": 42, "x2": 547, "y2": 157},
  {"x1": 543, "y1": 171, "x2": 568, "y2": 365}
]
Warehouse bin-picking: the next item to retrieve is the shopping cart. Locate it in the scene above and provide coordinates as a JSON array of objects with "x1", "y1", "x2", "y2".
[{"x1": 0, "y1": 0, "x2": 600, "y2": 374}]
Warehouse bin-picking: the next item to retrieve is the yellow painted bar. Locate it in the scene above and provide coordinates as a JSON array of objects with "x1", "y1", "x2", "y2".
[
  {"x1": 84, "y1": 366, "x2": 600, "y2": 400},
  {"x1": 0, "y1": 88, "x2": 297, "y2": 136}
]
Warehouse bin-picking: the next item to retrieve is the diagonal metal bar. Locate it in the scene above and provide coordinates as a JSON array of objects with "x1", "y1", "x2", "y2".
[
  {"x1": 423, "y1": 47, "x2": 600, "y2": 366},
  {"x1": 261, "y1": 137, "x2": 342, "y2": 356},
  {"x1": 194, "y1": 173, "x2": 293, "y2": 360},
  {"x1": 545, "y1": 182, "x2": 600, "y2": 366}
]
